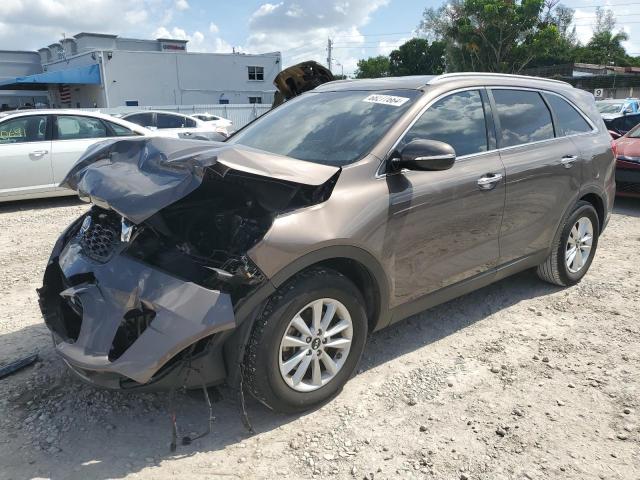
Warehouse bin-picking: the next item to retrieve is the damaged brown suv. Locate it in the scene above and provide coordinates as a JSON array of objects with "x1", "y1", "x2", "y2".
[{"x1": 39, "y1": 74, "x2": 615, "y2": 413}]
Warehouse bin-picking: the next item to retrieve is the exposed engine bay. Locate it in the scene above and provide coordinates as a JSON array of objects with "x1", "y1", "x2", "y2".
[{"x1": 123, "y1": 166, "x2": 332, "y2": 294}]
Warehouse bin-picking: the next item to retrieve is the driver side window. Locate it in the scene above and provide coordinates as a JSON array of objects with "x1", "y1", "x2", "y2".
[{"x1": 399, "y1": 90, "x2": 489, "y2": 157}]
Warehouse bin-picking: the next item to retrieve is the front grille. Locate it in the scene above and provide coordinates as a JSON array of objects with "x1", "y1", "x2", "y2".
[{"x1": 78, "y1": 211, "x2": 121, "y2": 263}]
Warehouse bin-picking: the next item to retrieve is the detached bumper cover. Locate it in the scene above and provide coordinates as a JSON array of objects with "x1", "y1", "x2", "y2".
[{"x1": 40, "y1": 223, "x2": 235, "y2": 385}]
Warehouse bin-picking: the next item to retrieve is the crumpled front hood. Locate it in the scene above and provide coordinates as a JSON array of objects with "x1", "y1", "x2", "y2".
[{"x1": 62, "y1": 137, "x2": 340, "y2": 224}]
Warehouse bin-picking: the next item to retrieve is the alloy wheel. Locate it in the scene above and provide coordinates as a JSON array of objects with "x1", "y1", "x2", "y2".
[
  {"x1": 278, "y1": 298, "x2": 353, "y2": 392},
  {"x1": 565, "y1": 216, "x2": 593, "y2": 273}
]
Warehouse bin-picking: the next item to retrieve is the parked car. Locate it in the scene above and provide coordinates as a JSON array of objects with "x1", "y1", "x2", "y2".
[
  {"x1": 613, "y1": 125, "x2": 640, "y2": 196},
  {"x1": 596, "y1": 98, "x2": 640, "y2": 116},
  {"x1": 39, "y1": 73, "x2": 614, "y2": 413},
  {"x1": 190, "y1": 113, "x2": 233, "y2": 134},
  {"x1": 602, "y1": 112, "x2": 640, "y2": 138},
  {"x1": 121, "y1": 110, "x2": 227, "y2": 140},
  {"x1": 0, "y1": 110, "x2": 152, "y2": 202}
]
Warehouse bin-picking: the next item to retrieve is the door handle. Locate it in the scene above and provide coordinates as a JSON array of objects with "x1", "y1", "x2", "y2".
[
  {"x1": 560, "y1": 155, "x2": 578, "y2": 168},
  {"x1": 477, "y1": 173, "x2": 503, "y2": 190},
  {"x1": 29, "y1": 150, "x2": 48, "y2": 159}
]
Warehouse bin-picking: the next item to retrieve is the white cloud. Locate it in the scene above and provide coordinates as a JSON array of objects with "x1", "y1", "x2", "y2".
[
  {"x1": 378, "y1": 37, "x2": 410, "y2": 56},
  {"x1": 125, "y1": 9, "x2": 149, "y2": 25},
  {"x1": 209, "y1": 22, "x2": 219, "y2": 34},
  {"x1": 245, "y1": 0, "x2": 390, "y2": 74},
  {"x1": 175, "y1": 0, "x2": 189, "y2": 11},
  {"x1": 152, "y1": 25, "x2": 232, "y2": 53}
]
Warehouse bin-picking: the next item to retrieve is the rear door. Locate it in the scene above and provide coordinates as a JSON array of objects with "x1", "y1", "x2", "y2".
[
  {"x1": 491, "y1": 88, "x2": 583, "y2": 265},
  {"x1": 0, "y1": 114, "x2": 54, "y2": 198}
]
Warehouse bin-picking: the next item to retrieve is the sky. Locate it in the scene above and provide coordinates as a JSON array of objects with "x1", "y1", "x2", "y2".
[{"x1": 0, "y1": 0, "x2": 638, "y2": 76}]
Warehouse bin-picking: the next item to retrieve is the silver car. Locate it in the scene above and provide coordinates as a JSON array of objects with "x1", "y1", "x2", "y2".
[{"x1": 0, "y1": 110, "x2": 150, "y2": 202}]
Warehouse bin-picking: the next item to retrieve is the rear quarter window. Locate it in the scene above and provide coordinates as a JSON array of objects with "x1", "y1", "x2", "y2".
[{"x1": 543, "y1": 94, "x2": 593, "y2": 136}]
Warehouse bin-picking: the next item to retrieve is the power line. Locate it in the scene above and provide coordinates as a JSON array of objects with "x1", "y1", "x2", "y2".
[
  {"x1": 332, "y1": 31, "x2": 415, "y2": 39},
  {"x1": 563, "y1": 1, "x2": 640, "y2": 6}
]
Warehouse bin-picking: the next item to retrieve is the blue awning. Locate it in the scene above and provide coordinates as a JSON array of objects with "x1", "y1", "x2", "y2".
[{"x1": 0, "y1": 64, "x2": 101, "y2": 90}]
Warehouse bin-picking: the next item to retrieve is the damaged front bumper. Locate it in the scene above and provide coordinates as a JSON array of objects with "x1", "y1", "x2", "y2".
[{"x1": 38, "y1": 215, "x2": 236, "y2": 390}]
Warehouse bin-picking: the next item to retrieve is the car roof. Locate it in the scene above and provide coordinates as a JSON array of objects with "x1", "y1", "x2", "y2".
[
  {"x1": 315, "y1": 72, "x2": 571, "y2": 92},
  {"x1": 123, "y1": 110, "x2": 189, "y2": 116}
]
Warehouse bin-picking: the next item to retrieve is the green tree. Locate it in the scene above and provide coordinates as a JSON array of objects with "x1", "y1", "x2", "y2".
[
  {"x1": 419, "y1": 0, "x2": 577, "y2": 73},
  {"x1": 388, "y1": 38, "x2": 446, "y2": 75},
  {"x1": 355, "y1": 56, "x2": 391, "y2": 78},
  {"x1": 573, "y1": 8, "x2": 631, "y2": 65}
]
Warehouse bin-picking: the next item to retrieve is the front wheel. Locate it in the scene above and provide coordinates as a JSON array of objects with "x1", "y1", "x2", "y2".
[
  {"x1": 537, "y1": 201, "x2": 599, "y2": 286},
  {"x1": 243, "y1": 268, "x2": 368, "y2": 413}
]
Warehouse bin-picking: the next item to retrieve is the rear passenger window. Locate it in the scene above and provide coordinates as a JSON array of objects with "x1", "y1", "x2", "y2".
[
  {"x1": 157, "y1": 114, "x2": 187, "y2": 129},
  {"x1": 57, "y1": 116, "x2": 107, "y2": 140},
  {"x1": 125, "y1": 113, "x2": 154, "y2": 128},
  {"x1": 399, "y1": 90, "x2": 488, "y2": 157},
  {"x1": 544, "y1": 94, "x2": 592, "y2": 136},
  {"x1": 492, "y1": 90, "x2": 554, "y2": 148}
]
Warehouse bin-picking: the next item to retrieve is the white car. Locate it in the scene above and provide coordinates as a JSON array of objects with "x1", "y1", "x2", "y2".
[
  {"x1": 121, "y1": 110, "x2": 229, "y2": 139},
  {"x1": 191, "y1": 113, "x2": 233, "y2": 134},
  {"x1": 0, "y1": 110, "x2": 152, "y2": 202}
]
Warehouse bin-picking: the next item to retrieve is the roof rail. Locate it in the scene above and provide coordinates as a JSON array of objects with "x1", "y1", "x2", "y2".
[{"x1": 428, "y1": 72, "x2": 571, "y2": 86}]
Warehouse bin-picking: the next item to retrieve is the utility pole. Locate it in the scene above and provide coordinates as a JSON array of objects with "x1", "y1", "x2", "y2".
[{"x1": 327, "y1": 38, "x2": 333, "y2": 73}]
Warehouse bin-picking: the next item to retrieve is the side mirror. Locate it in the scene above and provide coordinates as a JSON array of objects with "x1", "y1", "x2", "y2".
[
  {"x1": 624, "y1": 107, "x2": 633, "y2": 115},
  {"x1": 391, "y1": 139, "x2": 456, "y2": 172}
]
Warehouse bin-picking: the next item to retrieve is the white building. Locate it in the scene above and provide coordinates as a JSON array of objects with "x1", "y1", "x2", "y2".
[
  {"x1": 0, "y1": 33, "x2": 281, "y2": 108},
  {"x1": 0, "y1": 50, "x2": 48, "y2": 110}
]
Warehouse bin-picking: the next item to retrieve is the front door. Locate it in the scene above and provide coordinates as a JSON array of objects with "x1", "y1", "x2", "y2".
[
  {"x1": 387, "y1": 89, "x2": 505, "y2": 308},
  {"x1": 0, "y1": 114, "x2": 54, "y2": 198}
]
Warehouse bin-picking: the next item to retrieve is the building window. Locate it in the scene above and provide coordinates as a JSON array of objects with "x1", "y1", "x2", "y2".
[
  {"x1": 248, "y1": 97, "x2": 263, "y2": 104},
  {"x1": 219, "y1": 99, "x2": 230, "y2": 105},
  {"x1": 248, "y1": 66, "x2": 264, "y2": 81}
]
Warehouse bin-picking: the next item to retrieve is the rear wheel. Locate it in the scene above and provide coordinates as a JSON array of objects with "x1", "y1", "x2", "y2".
[
  {"x1": 243, "y1": 268, "x2": 367, "y2": 413},
  {"x1": 537, "y1": 201, "x2": 599, "y2": 286}
]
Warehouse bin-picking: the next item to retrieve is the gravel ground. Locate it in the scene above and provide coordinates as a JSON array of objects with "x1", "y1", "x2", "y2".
[{"x1": 0, "y1": 196, "x2": 639, "y2": 480}]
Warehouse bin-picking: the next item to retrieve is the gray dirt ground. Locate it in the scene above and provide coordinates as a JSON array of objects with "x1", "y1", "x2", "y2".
[{"x1": 0, "y1": 196, "x2": 638, "y2": 480}]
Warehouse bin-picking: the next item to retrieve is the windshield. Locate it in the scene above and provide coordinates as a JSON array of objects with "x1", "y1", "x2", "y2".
[
  {"x1": 627, "y1": 124, "x2": 640, "y2": 138},
  {"x1": 228, "y1": 89, "x2": 421, "y2": 166},
  {"x1": 597, "y1": 102, "x2": 624, "y2": 114}
]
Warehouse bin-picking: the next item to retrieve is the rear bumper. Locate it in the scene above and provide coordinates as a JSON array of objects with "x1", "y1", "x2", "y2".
[{"x1": 38, "y1": 215, "x2": 236, "y2": 390}]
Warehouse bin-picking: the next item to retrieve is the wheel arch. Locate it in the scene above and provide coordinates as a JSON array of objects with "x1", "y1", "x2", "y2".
[
  {"x1": 268, "y1": 246, "x2": 391, "y2": 333},
  {"x1": 578, "y1": 191, "x2": 605, "y2": 233},
  {"x1": 223, "y1": 246, "x2": 391, "y2": 388}
]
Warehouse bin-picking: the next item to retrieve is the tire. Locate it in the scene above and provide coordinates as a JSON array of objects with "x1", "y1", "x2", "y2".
[
  {"x1": 537, "y1": 201, "x2": 599, "y2": 287},
  {"x1": 243, "y1": 267, "x2": 368, "y2": 413}
]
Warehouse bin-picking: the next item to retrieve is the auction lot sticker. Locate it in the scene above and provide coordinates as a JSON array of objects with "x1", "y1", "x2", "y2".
[{"x1": 363, "y1": 94, "x2": 410, "y2": 106}]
